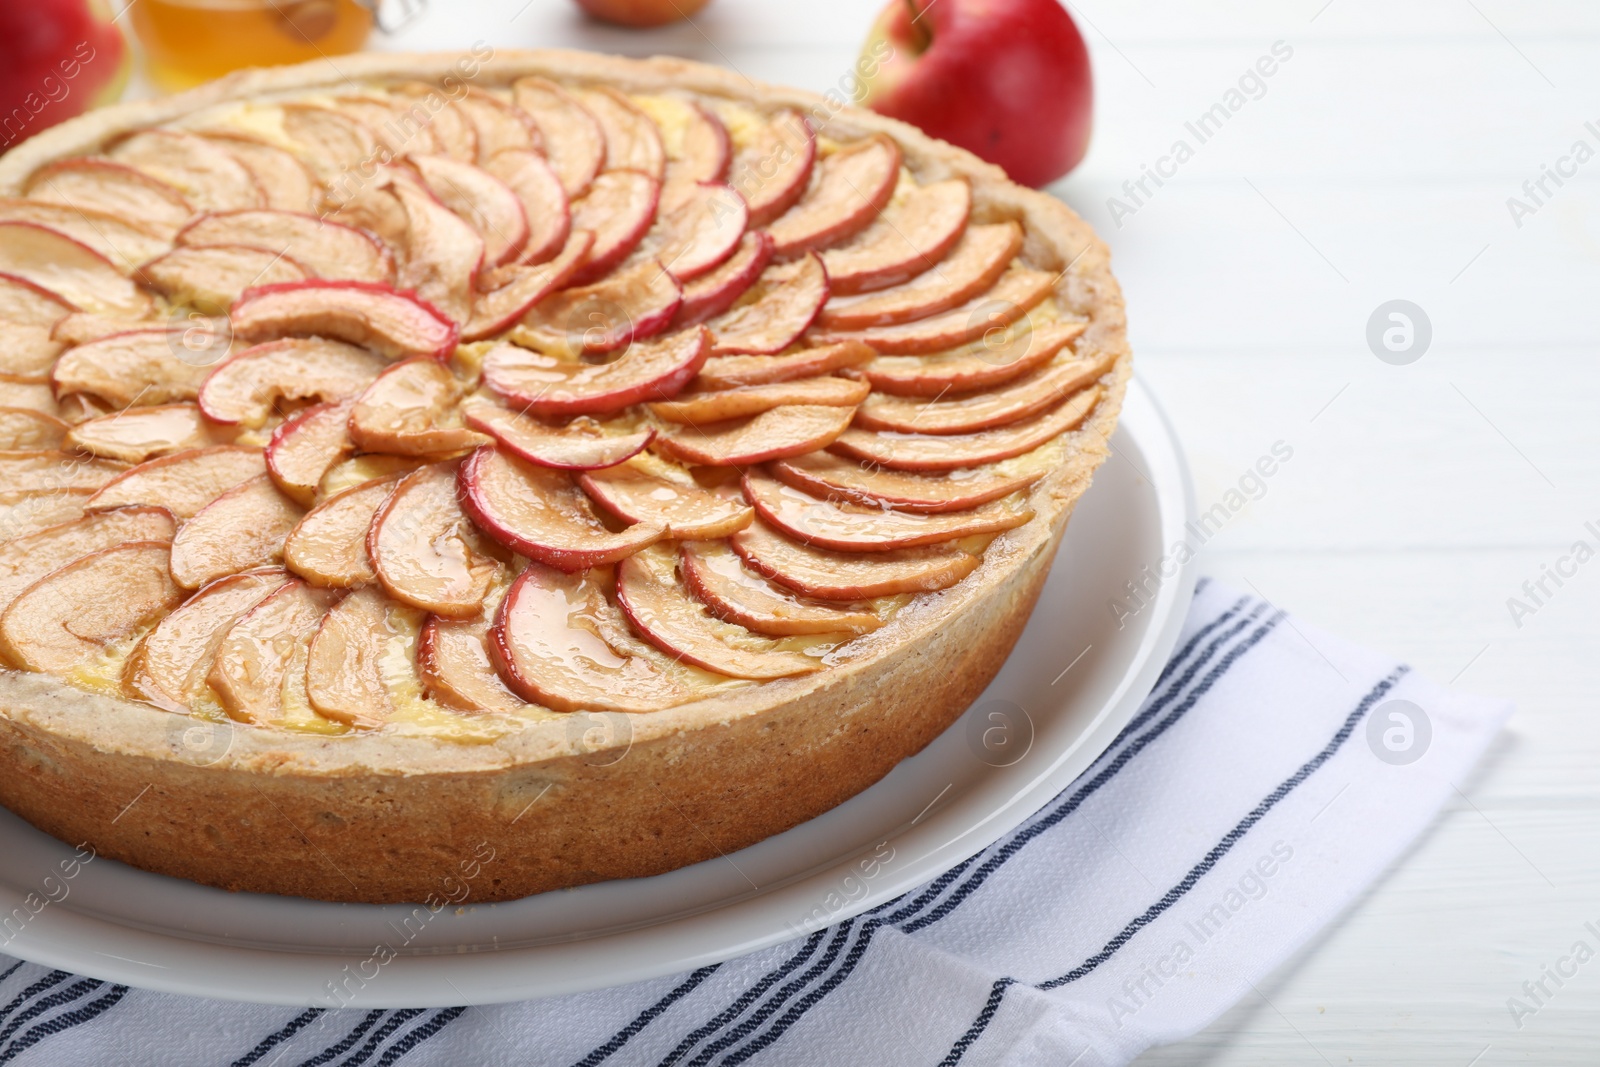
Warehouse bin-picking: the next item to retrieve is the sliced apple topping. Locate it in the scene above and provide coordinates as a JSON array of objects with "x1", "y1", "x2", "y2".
[
  {"x1": 483, "y1": 325, "x2": 710, "y2": 417},
  {"x1": 349, "y1": 358, "x2": 487, "y2": 456},
  {"x1": 511, "y1": 77, "x2": 607, "y2": 197},
  {"x1": 567, "y1": 170, "x2": 661, "y2": 285},
  {"x1": 306, "y1": 585, "x2": 407, "y2": 726},
  {"x1": 280, "y1": 103, "x2": 382, "y2": 190},
  {"x1": 578, "y1": 464, "x2": 753, "y2": 539},
  {"x1": 0, "y1": 324, "x2": 63, "y2": 382},
  {"x1": 391, "y1": 175, "x2": 485, "y2": 324},
  {"x1": 87, "y1": 445, "x2": 266, "y2": 518},
  {"x1": 818, "y1": 222, "x2": 1023, "y2": 330},
  {"x1": 636, "y1": 95, "x2": 731, "y2": 188},
  {"x1": 834, "y1": 385, "x2": 1102, "y2": 472},
  {"x1": 198, "y1": 337, "x2": 386, "y2": 428},
  {"x1": 765, "y1": 135, "x2": 901, "y2": 258},
  {"x1": 856, "y1": 350, "x2": 1113, "y2": 435},
  {"x1": 463, "y1": 400, "x2": 652, "y2": 471},
  {"x1": 282, "y1": 474, "x2": 396, "y2": 588},
  {"x1": 65, "y1": 404, "x2": 214, "y2": 463},
  {"x1": 813, "y1": 265, "x2": 1056, "y2": 355},
  {"x1": 0, "y1": 541, "x2": 184, "y2": 676},
  {"x1": 646, "y1": 181, "x2": 747, "y2": 283},
  {"x1": 649, "y1": 375, "x2": 867, "y2": 424},
  {"x1": 655, "y1": 404, "x2": 853, "y2": 467},
  {"x1": 742, "y1": 471, "x2": 1031, "y2": 552},
  {"x1": 0, "y1": 198, "x2": 170, "y2": 271},
  {"x1": 169, "y1": 474, "x2": 304, "y2": 590},
  {"x1": 707, "y1": 252, "x2": 828, "y2": 356},
  {"x1": 460, "y1": 445, "x2": 664, "y2": 570},
  {"x1": 725, "y1": 107, "x2": 815, "y2": 227},
  {"x1": 123, "y1": 569, "x2": 289, "y2": 710},
  {"x1": 177, "y1": 210, "x2": 395, "y2": 283},
  {"x1": 575, "y1": 88, "x2": 666, "y2": 181},
  {"x1": 418, "y1": 611, "x2": 525, "y2": 714},
  {"x1": 461, "y1": 230, "x2": 592, "y2": 341},
  {"x1": 484, "y1": 149, "x2": 571, "y2": 266},
  {"x1": 208, "y1": 578, "x2": 338, "y2": 723},
  {"x1": 515, "y1": 257, "x2": 681, "y2": 355},
  {"x1": 204, "y1": 135, "x2": 321, "y2": 214},
  {"x1": 695, "y1": 340, "x2": 875, "y2": 390},
  {"x1": 23, "y1": 159, "x2": 193, "y2": 237},
  {"x1": 53, "y1": 393, "x2": 110, "y2": 425},
  {"x1": 0, "y1": 409, "x2": 67, "y2": 450},
  {"x1": 773, "y1": 451, "x2": 1043, "y2": 514},
  {"x1": 0, "y1": 451, "x2": 126, "y2": 497},
  {"x1": 732, "y1": 520, "x2": 980, "y2": 600},
  {"x1": 334, "y1": 93, "x2": 441, "y2": 157},
  {"x1": 51, "y1": 312, "x2": 191, "y2": 347},
  {"x1": 369, "y1": 463, "x2": 499, "y2": 617},
  {"x1": 108, "y1": 130, "x2": 264, "y2": 212},
  {"x1": 0, "y1": 222, "x2": 153, "y2": 316},
  {"x1": 822, "y1": 179, "x2": 971, "y2": 295},
  {"x1": 461, "y1": 88, "x2": 540, "y2": 159},
  {"x1": 0, "y1": 272, "x2": 75, "y2": 326},
  {"x1": 138, "y1": 244, "x2": 309, "y2": 315},
  {"x1": 410, "y1": 154, "x2": 529, "y2": 268},
  {"x1": 327, "y1": 184, "x2": 409, "y2": 256},
  {"x1": 51, "y1": 329, "x2": 210, "y2": 408},
  {"x1": 674, "y1": 230, "x2": 773, "y2": 327},
  {"x1": 0, "y1": 506, "x2": 175, "y2": 612},
  {"x1": 680, "y1": 541, "x2": 880, "y2": 636},
  {"x1": 851, "y1": 320, "x2": 1087, "y2": 397},
  {"x1": 1, "y1": 383, "x2": 63, "y2": 419},
  {"x1": 390, "y1": 82, "x2": 479, "y2": 161},
  {"x1": 231, "y1": 281, "x2": 458, "y2": 362},
  {"x1": 264, "y1": 399, "x2": 355, "y2": 506}
]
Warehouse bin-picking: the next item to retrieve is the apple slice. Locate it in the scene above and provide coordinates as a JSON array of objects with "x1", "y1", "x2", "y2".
[
  {"x1": 726, "y1": 107, "x2": 815, "y2": 228},
  {"x1": 87, "y1": 445, "x2": 266, "y2": 518},
  {"x1": 138, "y1": 244, "x2": 309, "y2": 315},
  {"x1": 459, "y1": 445, "x2": 663, "y2": 571},
  {"x1": 695, "y1": 340, "x2": 875, "y2": 390},
  {"x1": 482, "y1": 325, "x2": 710, "y2": 417},
  {"x1": 198, "y1": 337, "x2": 387, "y2": 428},
  {"x1": 732, "y1": 520, "x2": 980, "y2": 600},
  {"x1": 282, "y1": 474, "x2": 397, "y2": 588},
  {"x1": 0, "y1": 506, "x2": 176, "y2": 612},
  {"x1": 369, "y1": 462, "x2": 499, "y2": 617},
  {"x1": 208, "y1": 578, "x2": 338, "y2": 723},
  {"x1": 514, "y1": 257, "x2": 681, "y2": 355},
  {"x1": 461, "y1": 230, "x2": 592, "y2": 341},
  {"x1": 649, "y1": 376, "x2": 867, "y2": 423},
  {"x1": 110, "y1": 130, "x2": 265, "y2": 212},
  {"x1": 418, "y1": 611, "x2": 524, "y2": 714},
  {"x1": 856, "y1": 351, "x2": 1113, "y2": 435},
  {"x1": 410, "y1": 154, "x2": 529, "y2": 268},
  {"x1": 230, "y1": 281, "x2": 458, "y2": 361},
  {"x1": 0, "y1": 491, "x2": 91, "y2": 538},
  {"x1": 51, "y1": 329, "x2": 212, "y2": 408},
  {"x1": 635, "y1": 95, "x2": 731, "y2": 187},
  {"x1": 742, "y1": 471, "x2": 1031, "y2": 552},
  {"x1": 0, "y1": 324, "x2": 63, "y2": 382},
  {"x1": 578, "y1": 465, "x2": 753, "y2": 539},
  {"x1": 204, "y1": 135, "x2": 322, "y2": 214},
  {"x1": 811, "y1": 266, "x2": 1056, "y2": 355},
  {"x1": 567, "y1": 170, "x2": 661, "y2": 285},
  {"x1": 511, "y1": 77, "x2": 606, "y2": 197},
  {"x1": 51, "y1": 313, "x2": 199, "y2": 347},
  {"x1": 818, "y1": 223, "x2": 1023, "y2": 330},
  {"x1": 485, "y1": 149, "x2": 571, "y2": 265},
  {"x1": 169, "y1": 474, "x2": 304, "y2": 590},
  {"x1": 773, "y1": 451, "x2": 1042, "y2": 514},
  {"x1": 123, "y1": 569, "x2": 289, "y2": 710},
  {"x1": 0, "y1": 542, "x2": 184, "y2": 676},
  {"x1": 833, "y1": 385, "x2": 1102, "y2": 472},
  {"x1": 53, "y1": 394, "x2": 111, "y2": 425},
  {"x1": 0, "y1": 451, "x2": 126, "y2": 497},
  {"x1": 1, "y1": 383, "x2": 63, "y2": 420},
  {"x1": 575, "y1": 88, "x2": 666, "y2": 181},
  {"x1": 0, "y1": 272, "x2": 75, "y2": 326},
  {"x1": 327, "y1": 184, "x2": 410, "y2": 257},
  {"x1": 390, "y1": 83, "x2": 479, "y2": 161},
  {"x1": 0, "y1": 222, "x2": 153, "y2": 316},
  {"x1": 463, "y1": 400, "x2": 652, "y2": 470},
  {"x1": 306, "y1": 586, "x2": 407, "y2": 727},
  {"x1": 646, "y1": 181, "x2": 747, "y2": 283},
  {"x1": 0, "y1": 198, "x2": 170, "y2": 271},
  {"x1": 850, "y1": 320, "x2": 1087, "y2": 397},
  {"x1": 177, "y1": 210, "x2": 395, "y2": 283},
  {"x1": 0, "y1": 409, "x2": 67, "y2": 450},
  {"x1": 460, "y1": 88, "x2": 541, "y2": 161},
  {"x1": 673, "y1": 230, "x2": 773, "y2": 327},
  {"x1": 65, "y1": 404, "x2": 214, "y2": 463},
  {"x1": 766, "y1": 136, "x2": 901, "y2": 258},
  {"x1": 680, "y1": 541, "x2": 880, "y2": 636},
  {"x1": 332, "y1": 93, "x2": 438, "y2": 156},
  {"x1": 280, "y1": 103, "x2": 382, "y2": 190},
  {"x1": 707, "y1": 252, "x2": 828, "y2": 356},
  {"x1": 654, "y1": 404, "x2": 854, "y2": 467},
  {"x1": 24, "y1": 159, "x2": 193, "y2": 237},
  {"x1": 264, "y1": 399, "x2": 354, "y2": 506},
  {"x1": 348, "y1": 357, "x2": 487, "y2": 456},
  {"x1": 391, "y1": 174, "x2": 485, "y2": 324},
  {"x1": 822, "y1": 179, "x2": 971, "y2": 295}
]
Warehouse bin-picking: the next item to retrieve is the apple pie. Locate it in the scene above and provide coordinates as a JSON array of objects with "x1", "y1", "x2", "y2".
[{"x1": 0, "y1": 50, "x2": 1129, "y2": 903}]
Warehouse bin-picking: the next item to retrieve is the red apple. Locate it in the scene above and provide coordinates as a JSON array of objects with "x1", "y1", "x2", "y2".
[
  {"x1": 573, "y1": 0, "x2": 712, "y2": 28},
  {"x1": 0, "y1": 0, "x2": 129, "y2": 152},
  {"x1": 859, "y1": 0, "x2": 1092, "y2": 188}
]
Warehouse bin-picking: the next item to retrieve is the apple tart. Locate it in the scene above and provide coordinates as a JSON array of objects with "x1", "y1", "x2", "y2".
[{"x1": 0, "y1": 51, "x2": 1129, "y2": 903}]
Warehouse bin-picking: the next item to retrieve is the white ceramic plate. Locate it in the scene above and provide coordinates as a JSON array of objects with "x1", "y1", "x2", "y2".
[{"x1": 0, "y1": 377, "x2": 1194, "y2": 1008}]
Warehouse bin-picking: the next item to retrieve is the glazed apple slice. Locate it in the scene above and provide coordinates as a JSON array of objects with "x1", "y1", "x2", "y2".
[
  {"x1": 65, "y1": 404, "x2": 215, "y2": 463},
  {"x1": 817, "y1": 223, "x2": 1023, "y2": 330},
  {"x1": 482, "y1": 325, "x2": 710, "y2": 417},
  {"x1": 0, "y1": 506, "x2": 176, "y2": 611},
  {"x1": 654, "y1": 404, "x2": 854, "y2": 467},
  {"x1": 208, "y1": 578, "x2": 338, "y2": 723},
  {"x1": 418, "y1": 610, "x2": 525, "y2": 714},
  {"x1": 230, "y1": 281, "x2": 459, "y2": 362},
  {"x1": 833, "y1": 386, "x2": 1102, "y2": 472},
  {"x1": 578, "y1": 465, "x2": 753, "y2": 539},
  {"x1": 265, "y1": 399, "x2": 355, "y2": 506},
  {"x1": 765, "y1": 136, "x2": 901, "y2": 258},
  {"x1": 0, "y1": 198, "x2": 170, "y2": 271},
  {"x1": 463, "y1": 399, "x2": 653, "y2": 471},
  {"x1": 490, "y1": 562, "x2": 699, "y2": 713},
  {"x1": 109, "y1": 130, "x2": 265, "y2": 211},
  {"x1": 567, "y1": 170, "x2": 661, "y2": 285},
  {"x1": 0, "y1": 272, "x2": 75, "y2": 326},
  {"x1": 410, "y1": 154, "x2": 530, "y2": 268},
  {"x1": 812, "y1": 266, "x2": 1056, "y2": 355},
  {"x1": 851, "y1": 320, "x2": 1087, "y2": 397},
  {"x1": 0, "y1": 451, "x2": 126, "y2": 497},
  {"x1": 680, "y1": 540, "x2": 879, "y2": 636},
  {"x1": 856, "y1": 351, "x2": 1113, "y2": 435},
  {"x1": 462, "y1": 231, "x2": 593, "y2": 342},
  {"x1": 822, "y1": 179, "x2": 970, "y2": 295},
  {"x1": 348, "y1": 358, "x2": 487, "y2": 456},
  {"x1": 647, "y1": 181, "x2": 747, "y2": 283},
  {"x1": 87, "y1": 445, "x2": 266, "y2": 518},
  {"x1": 282, "y1": 475, "x2": 397, "y2": 588},
  {"x1": 635, "y1": 95, "x2": 731, "y2": 187},
  {"x1": 0, "y1": 324, "x2": 63, "y2": 383},
  {"x1": 198, "y1": 337, "x2": 387, "y2": 428},
  {"x1": 176, "y1": 210, "x2": 395, "y2": 283},
  {"x1": 391, "y1": 176, "x2": 485, "y2": 324},
  {"x1": 459, "y1": 87, "x2": 540, "y2": 160},
  {"x1": 484, "y1": 149, "x2": 571, "y2": 265},
  {"x1": 773, "y1": 451, "x2": 1043, "y2": 514},
  {"x1": 204, "y1": 135, "x2": 322, "y2": 214},
  {"x1": 137, "y1": 245, "x2": 309, "y2": 315},
  {"x1": 280, "y1": 103, "x2": 383, "y2": 190},
  {"x1": 369, "y1": 463, "x2": 499, "y2": 617},
  {"x1": 673, "y1": 231, "x2": 773, "y2": 327},
  {"x1": 514, "y1": 257, "x2": 681, "y2": 355},
  {"x1": 731, "y1": 521, "x2": 980, "y2": 600},
  {"x1": 743, "y1": 471, "x2": 1032, "y2": 552},
  {"x1": 0, "y1": 541, "x2": 184, "y2": 676},
  {"x1": 306, "y1": 586, "x2": 404, "y2": 727},
  {"x1": 51, "y1": 329, "x2": 213, "y2": 408},
  {"x1": 707, "y1": 252, "x2": 828, "y2": 356},
  {"x1": 0, "y1": 409, "x2": 67, "y2": 450},
  {"x1": 459, "y1": 446, "x2": 664, "y2": 570},
  {"x1": 23, "y1": 159, "x2": 193, "y2": 236},
  {"x1": 726, "y1": 107, "x2": 815, "y2": 227},
  {"x1": 169, "y1": 474, "x2": 304, "y2": 590},
  {"x1": 575, "y1": 88, "x2": 666, "y2": 181},
  {"x1": 0, "y1": 491, "x2": 92, "y2": 539},
  {"x1": 649, "y1": 376, "x2": 867, "y2": 423},
  {"x1": 0, "y1": 222, "x2": 153, "y2": 316},
  {"x1": 511, "y1": 77, "x2": 606, "y2": 197},
  {"x1": 123, "y1": 569, "x2": 289, "y2": 710},
  {"x1": 694, "y1": 340, "x2": 875, "y2": 390}
]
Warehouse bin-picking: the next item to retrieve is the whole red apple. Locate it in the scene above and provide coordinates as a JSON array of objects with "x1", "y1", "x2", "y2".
[
  {"x1": 574, "y1": 0, "x2": 713, "y2": 28},
  {"x1": 858, "y1": 0, "x2": 1092, "y2": 187},
  {"x1": 0, "y1": 0, "x2": 128, "y2": 152}
]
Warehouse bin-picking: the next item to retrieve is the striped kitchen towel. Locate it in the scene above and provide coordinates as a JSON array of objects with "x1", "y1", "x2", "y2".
[{"x1": 0, "y1": 579, "x2": 1511, "y2": 1066}]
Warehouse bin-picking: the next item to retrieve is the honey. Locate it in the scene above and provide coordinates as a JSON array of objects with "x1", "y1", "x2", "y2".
[{"x1": 128, "y1": 0, "x2": 375, "y2": 92}]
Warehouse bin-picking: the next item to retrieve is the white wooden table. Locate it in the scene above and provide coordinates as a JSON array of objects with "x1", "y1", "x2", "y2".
[{"x1": 142, "y1": 0, "x2": 1599, "y2": 1059}]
